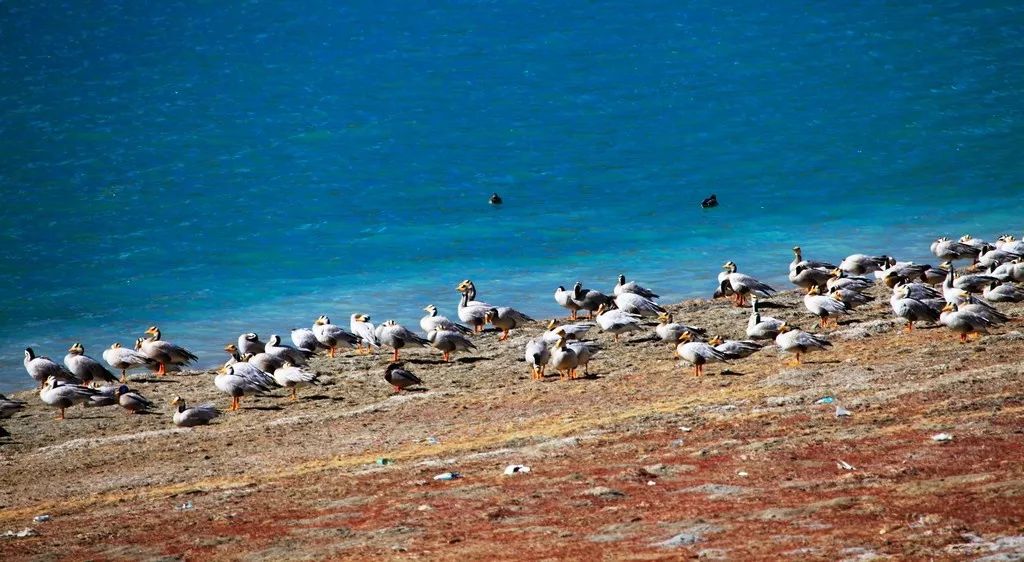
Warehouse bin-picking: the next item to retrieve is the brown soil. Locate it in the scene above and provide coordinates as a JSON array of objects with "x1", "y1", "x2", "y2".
[{"x1": 2, "y1": 291, "x2": 1023, "y2": 561}]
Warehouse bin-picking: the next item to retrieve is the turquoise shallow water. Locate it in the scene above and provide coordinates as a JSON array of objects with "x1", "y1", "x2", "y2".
[{"x1": 2, "y1": 1, "x2": 1023, "y2": 392}]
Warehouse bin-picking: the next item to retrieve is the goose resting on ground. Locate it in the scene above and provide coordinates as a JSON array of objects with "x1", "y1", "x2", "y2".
[{"x1": 170, "y1": 396, "x2": 220, "y2": 427}]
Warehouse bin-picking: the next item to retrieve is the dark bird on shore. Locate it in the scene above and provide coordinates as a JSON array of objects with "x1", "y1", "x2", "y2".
[
  {"x1": 489, "y1": 192, "x2": 503, "y2": 205},
  {"x1": 701, "y1": 194, "x2": 718, "y2": 208},
  {"x1": 384, "y1": 362, "x2": 423, "y2": 392}
]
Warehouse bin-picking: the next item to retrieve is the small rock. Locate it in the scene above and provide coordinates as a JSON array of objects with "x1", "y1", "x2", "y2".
[
  {"x1": 835, "y1": 406, "x2": 852, "y2": 417},
  {"x1": 581, "y1": 486, "x2": 625, "y2": 499},
  {"x1": 931, "y1": 433, "x2": 954, "y2": 442},
  {"x1": 32, "y1": 515, "x2": 51, "y2": 523},
  {"x1": 503, "y1": 464, "x2": 531, "y2": 476},
  {"x1": 417, "y1": 505, "x2": 432, "y2": 511}
]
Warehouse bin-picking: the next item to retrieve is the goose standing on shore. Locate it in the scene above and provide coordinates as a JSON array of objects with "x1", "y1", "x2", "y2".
[
  {"x1": 547, "y1": 334, "x2": 579, "y2": 380},
  {"x1": 484, "y1": 307, "x2": 534, "y2": 341},
  {"x1": 139, "y1": 326, "x2": 198, "y2": 375},
  {"x1": 708, "y1": 336, "x2": 763, "y2": 360},
  {"x1": 788, "y1": 247, "x2": 836, "y2": 293},
  {"x1": 420, "y1": 305, "x2": 472, "y2": 335},
  {"x1": 567, "y1": 340, "x2": 599, "y2": 377},
  {"x1": 170, "y1": 396, "x2": 220, "y2": 427},
  {"x1": 613, "y1": 274, "x2": 659, "y2": 299},
  {"x1": 24, "y1": 348, "x2": 78, "y2": 388},
  {"x1": 571, "y1": 282, "x2": 614, "y2": 320},
  {"x1": 675, "y1": 332, "x2": 729, "y2": 377},
  {"x1": 541, "y1": 319, "x2": 594, "y2": 343},
  {"x1": 376, "y1": 320, "x2": 430, "y2": 361},
  {"x1": 889, "y1": 284, "x2": 941, "y2": 332},
  {"x1": 384, "y1": 363, "x2": 423, "y2": 392},
  {"x1": 350, "y1": 313, "x2": 379, "y2": 353},
  {"x1": 827, "y1": 269, "x2": 875, "y2": 293},
  {"x1": 525, "y1": 338, "x2": 551, "y2": 380},
  {"x1": 803, "y1": 286, "x2": 850, "y2": 328},
  {"x1": 272, "y1": 363, "x2": 319, "y2": 401},
  {"x1": 719, "y1": 262, "x2": 777, "y2": 306},
  {"x1": 655, "y1": 313, "x2": 706, "y2": 344},
  {"x1": 455, "y1": 281, "x2": 494, "y2": 332},
  {"x1": 746, "y1": 296, "x2": 786, "y2": 341},
  {"x1": 940, "y1": 303, "x2": 996, "y2": 343},
  {"x1": 237, "y1": 333, "x2": 266, "y2": 356},
  {"x1": 38, "y1": 377, "x2": 97, "y2": 419},
  {"x1": 215, "y1": 364, "x2": 276, "y2": 411},
  {"x1": 102, "y1": 343, "x2": 156, "y2": 383},
  {"x1": 839, "y1": 253, "x2": 889, "y2": 276},
  {"x1": 775, "y1": 324, "x2": 832, "y2": 365},
  {"x1": 426, "y1": 329, "x2": 476, "y2": 362},
  {"x1": 554, "y1": 286, "x2": 583, "y2": 320},
  {"x1": 595, "y1": 304, "x2": 642, "y2": 342},
  {"x1": 265, "y1": 334, "x2": 312, "y2": 366},
  {"x1": 313, "y1": 315, "x2": 359, "y2": 357},
  {"x1": 931, "y1": 237, "x2": 980, "y2": 262},
  {"x1": 614, "y1": 292, "x2": 666, "y2": 317},
  {"x1": 290, "y1": 327, "x2": 323, "y2": 354},
  {"x1": 64, "y1": 343, "x2": 117, "y2": 386}
]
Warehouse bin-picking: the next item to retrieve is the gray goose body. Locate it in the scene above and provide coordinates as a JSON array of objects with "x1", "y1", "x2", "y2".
[
  {"x1": 350, "y1": 313, "x2": 380, "y2": 350},
  {"x1": 290, "y1": 328, "x2": 323, "y2": 353},
  {"x1": 38, "y1": 378, "x2": 98, "y2": 419},
  {"x1": 102, "y1": 343, "x2": 156, "y2": 382},
  {"x1": 983, "y1": 281, "x2": 1024, "y2": 303},
  {"x1": 273, "y1": 364, "x2": 319, "y2": 400},
  {"x1": 384, "y1": 363, "x2": 423, "y2": 392},
  {"x1": 420, "y1": 305, "x2": 472, "y2": 335},
  {"x1": 803, "y1": 287, "x2": 850, "y2": 327},
  {"x1": 775, "y1": 326, "x2": 832, "y2": 364},
  {"x1": 655, "y1": 313, "x2": 706, "y2": 343},
  {"x1": 171, "y1": 397, "x2": 220, "y2": 427},
  {"x1": 839, "y1": 254, "x2": 888, "y2": 275},
  {"x1": 571, "y1": 282, "x2": 614, "y2": 319},
  {"x1": 889, "y1": 285, "x2": 941, "y2": 331},
  {"x1": 116, "y1": 385, "x2": 154, "y2": 414},
  {"x1": 524, "y1": 338, "x2": 551, "y2": 380},
  {"x1": 215, "y1": 364, "x2": 276, "y2": 411},
  {"x1": 426, "y1": 329, "x2": 476, "y2": 362},
  {"x1": 237, "y1": 333, "x2": 266, "y2": 356},
  {"x1": 745, "y1": 296, "x2": 785, "y2": 341},
  {"x1": 675, "y1": 336, "x2": 729, "y2": 376},
  {"x1": 313, "y1": 315, "x2": 360, "y2": 356},
  {"x1": 594, "y1": 305, "x2": 642, "y2": 341},
  {"x1": 931, "y1": 237, "x2": 979, "y2": 262},
  {"x1": 940, "y1": 303, "x2": 996, "y2": 342},
  {"x1": 613, "y1": 274, "x2": 659, "y2": 299},
  {"x1": 0, "y1": 394, "x2": 27, "y2": 418},
  {"x1": 484, "y1": 307, "x2": 534, "y2": 340},
  {"x1": 614, "y1": 292, "x2": 665, "y2": 318},
  {"x1": 541, "y1": 320, "x2": 594, "y2": 344},
  {"x1": 709, "y1": 337, "x2": 762, "y2": 360},
  {"x1": 64, "y1": 343, "x2": 117, "y2": 386},
  {"x1": 720, "y1": 261, "x2": 777, "y2": 305},
  {"x1": 24, "y1": 348, "x2": 79, "y2": 388},
  {"x1": 375, "y1": 320, "x2": 430, "y2": 361},
  {"x1": 139, "y1": 327, "x2": 198, "y2": 375},
  {"x1": 265, "y1": 334, "x2": 312, "y2": 366},
  {"x1": 554, "y1": 286, "x2": 583, "y2": 319}
]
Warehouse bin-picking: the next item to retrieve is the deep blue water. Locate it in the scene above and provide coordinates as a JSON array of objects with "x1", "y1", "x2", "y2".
[{"x1": 2, "y1": 1, "x2": 1023, "y2": 392}]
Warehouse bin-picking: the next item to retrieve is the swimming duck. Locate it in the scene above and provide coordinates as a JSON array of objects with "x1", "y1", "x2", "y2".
[
  {"x1": 0, "y1": 394, "x2": 26, "y2": 418},
  {"x1": 774, "y1": 324, "x2": 832, "y2": 365},
  {"x1": 489, "y1": 192, "x2": 503, "y2": 205},
  {"x1": 889, "y1": 284, "x2": 941, "y2": 332},
  {"x1": 24, "y1": 348, "x2": 78, "y2": 388},
  {"x1": 983, "y1": 281, "x2": 1024, "y2": 303},
  {"x1": 746, "y1": 295, "x2": 785, "y2": 341},
  {"x1": 170, "y1": 396, "x2": 220, "y2": 427},
  {"x1": 708, "y1": 336, "x2": 763, "y2": 360},
  {"x1": 455, "y1": 281, "x2": 494, "y2": 331},
  {"x1": 313, "y1": 315, "x2": 359, "y2": 357},
  {"x1": 613, "y1": 274, "x2": 659, "y2": 300},
  {"x1": 571, "y1": 282, "x2": 614, "y2": 320},
  {"x1": 115, "y1": 385, "x2": 154, "y2": 415},
  {"x1": 655, "y1": 312, "x2": 707, "y2": 344},
  {"x1": 237, "y1": 333, "x2": 266, "y2": 356},
  {"x1": 554, "y1": 286, "x2": 583, "y2": 320},
  {"x1": 594, "y1": 304, "x2": 642, "y2": 342},
  {"x1": 272, "y1": 363, "x2": 319, "y2": 401},
  {"x1": 291, "y1": 327, "x2": 323, "y2": 354},
  {"x1": 264, "y1": 334, "x2": 313, "y2": 366},
  {"x1": 614, "y1": 292, "x2": 666, "y2": 317},
  {"x1": 350, "y1": 313, "x2": 380, "y2": 353},
  {"x1": 426, "y1": 328, "x2": 476, "y2": 362},
  {"x1": 420, "y1": 305, "x2": 472, "y2": 335},
  {"x1": 839, "y1": 253, "x2": 889, "y2": 276},
  {"x1": 38, "y1": 377, "x2": 98, "y2": 419},
  {"x1": 547, "y1": 334, "x2": 579, "y2": 380},
  {"x1": 484, "y1": 306, "x2": 535, "y2": 341},
  {"x1": 375, "y1": 320, "x2": 430, "y2": 361},
  {"x1": 64, "y1": 343, "x2": 117, "y2": 386},
  {"x1": 541, "y1": 319, "x2": 595, "y2": 343},
  {"x1": 215, "y1": 364, "x2": 277, "y2": 411},
  {"x1": 384, "y1": 362, "x2": 423, "y2": 392},
  {"x1": 720, "y1": 261, "x2": 777, "y2": 306},
  {"x1": 139, "y1": 326, "x2": 198, "y2": 375},
  {"x1": 102, "y1": 343, "x2": 157, "y2": 383},
  {"x1": 524, "y1": 338, "x2": 551, "y2": 380},
  {"x1": 931, "y1": 237, "x2": 979, "y2": 262},
  {"x1": 940, "y1": 303, "x2": 996, "y2": 343},
  {"x1": 803, "y1": 285, "x2": 850, "y2": 328},
  {"x1": 675, "y1": 332, "x2": 729, "y2": 377},
  {"x1": 701, "y1": 194, "x2": 718, "y2": 208}
]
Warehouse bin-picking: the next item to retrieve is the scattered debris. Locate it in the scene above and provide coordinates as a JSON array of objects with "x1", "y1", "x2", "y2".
[
  {"x1": 679, "y1": 426, "x2": 693, "y2": 432},
  {"x1": 376, "y1": 458, "x2": 395, "y2": 466},
  {"x1": 737, "y1": 471, "x2": 749, "y2": 478},
  {"x1": 2, "y1": 528, "x2": 39, "y2": 539},
  {"x1": 836, "y1": 460, "x2": 856, "y2": 471},
  {"x1": 581, "y1": 486, "x2": 625, "y2": 499},
  {"x1": 670, "y1": 438, "x2": 686, "y2": 447},
  {"x1": 433, "y1": 472, "x2": 461, "y2": 481},
  {"x1": 814, "y1": 396, "x2": 835, "y2": 405},
  {"x1": 835, "y1": 406, "x2": 852, "y2": 418},
  {"x1": 931, "y1": 433, "x2": 954, "y2": 443},
  {"x1": 503, "y1": 464, "x2": 530, "y2": 476},
  {"x1": 32, "y1": 515, "x2": 50, "y2": 523},
  {"x1": 176, "y1": 501, "x2": 194, "y2": 511},
  {"x1": 417, "y1": 504, "x2": 432, "y2": 511},
  {"x1": 425, "y1": 437, "x2": 439, "y2": 445},
  {"x1": 647, "y1": 480, "x2": 656, "y2": 486}
]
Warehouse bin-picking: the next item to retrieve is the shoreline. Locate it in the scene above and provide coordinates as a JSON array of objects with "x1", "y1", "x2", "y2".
[{"x1": 2, "y1": 290, "x2": 1024, "y2": 559}]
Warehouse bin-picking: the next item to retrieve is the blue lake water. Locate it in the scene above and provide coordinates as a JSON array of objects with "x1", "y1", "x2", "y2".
[{"x1": 2, "y1": 1, "x2": 1023, "y2": 392}]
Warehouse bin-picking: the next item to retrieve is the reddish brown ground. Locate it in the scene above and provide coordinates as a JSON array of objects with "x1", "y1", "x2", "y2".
[{"x1": 1, "y1": 292, "x2": 1023, "y2": 560}]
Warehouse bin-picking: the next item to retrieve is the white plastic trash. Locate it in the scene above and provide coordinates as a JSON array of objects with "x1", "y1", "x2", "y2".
[{"x1": 503, "y1": 465, "x2": 531, "y2": 476}]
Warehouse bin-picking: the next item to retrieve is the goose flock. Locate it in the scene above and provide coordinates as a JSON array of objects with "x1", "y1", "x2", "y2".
[{"x1": 8, "y1": 233, "x2": 1024, "y2": 432}]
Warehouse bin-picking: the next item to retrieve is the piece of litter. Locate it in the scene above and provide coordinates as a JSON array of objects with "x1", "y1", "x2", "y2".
[
  {"x1": 3, "y1": 528, "x2": 39, "y2": 539},
  {"x1": 815, "y1": 396, "x2": 835, "y2": 405},
  {"x1": 32, "y1": 515, "x2": 50, "y2": 523},
  {"x1": 737, "y1": 471, "x2": 749, "y2": 478},
  {"x1": 417, "y1": 504, "x2": 432, "y2": 511},
  {"x1": 376, "y1": 458, "x2": 394, "y2": 465},
  {"x1": 931, "y1": 433, "x2": 954, "y2": 442},
  {"x1": 176, "y1": 501, "x2": 194, "y2": 511},
  {"x1": 503, "y1": 465, "x2": 531, "y2": 476},
  {"x1": 433, "y1": 472, "x2": 461, "y2": 481},
  {"x1": 835, "y1": 406, "x2": 852, "y2": 417},
  {"x1": 426, "y1": 437, "x2": 439, "y2": 445},
  {"x1": 836, "y1": 460, "x2": 855, "y2": 471},
  {"x1": 647, "y1": 480, "x2": 657, "y2": 486},
  {"x1": 679, "y1": 426, "x2": 693, "y2": 432},
  {"x1": 670, "y1": 438, "x2": 686, "y2": 447}
]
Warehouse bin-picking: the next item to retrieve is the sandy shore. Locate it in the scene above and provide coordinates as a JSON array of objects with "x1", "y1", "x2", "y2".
[{"x1": 2, "y1": 290, "x2": 1023, "y2": 560}]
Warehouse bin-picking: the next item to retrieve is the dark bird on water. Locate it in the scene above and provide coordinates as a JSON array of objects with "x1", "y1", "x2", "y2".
[
  {"x1": 489, "y1": 193, "x2": 503, "y2": 205},
  {"x1": 701, "y1": 194, "x2": 718, "y2": 208}
]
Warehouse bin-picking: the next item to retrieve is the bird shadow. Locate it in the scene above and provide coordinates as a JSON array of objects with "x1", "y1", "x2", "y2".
[
  {"x1": 755, "y1": 301, "x2": 791, "y2": 309},
  {"x1": 131, "y1": 378, "x2": 181, "y2": 384},
  {"x1": 303, "y1": 394, "x2": 333, "y2": 401},
  {"x1": 245, "y1": 405, "x2": 283, "y2": 411},
  {"x1": 720, "y1": 370, "x2": 747, "y2": 376},
  {"x1": 456, "y1": 356, "x2": 488, "y2": 364},
  {"x1": 407, "y1": 358, "x2": 448, "y2": 365}
]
